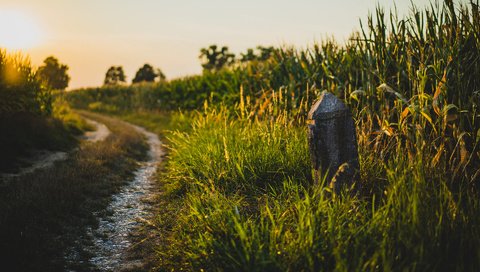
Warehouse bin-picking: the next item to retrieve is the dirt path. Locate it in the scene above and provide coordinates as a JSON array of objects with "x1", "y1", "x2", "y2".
[
  {"x1": 65, "y1": 120, "x2": 163, "y2": 271},
  {"x1": 81, "y1": 118, "x2": 111, "y2": 142},
  {"x1": 0, "y1": 118, "x2": 111, "y2": 181}
]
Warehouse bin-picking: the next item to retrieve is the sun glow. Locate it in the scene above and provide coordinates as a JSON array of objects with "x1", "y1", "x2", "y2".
[{"x1": 0, "y1": 10, "x2": 43, "y2": 50}]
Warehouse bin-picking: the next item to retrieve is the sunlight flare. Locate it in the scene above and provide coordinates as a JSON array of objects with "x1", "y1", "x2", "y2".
[{"x1": 0, "y1": 10, "x2": 43, "y2": 50}]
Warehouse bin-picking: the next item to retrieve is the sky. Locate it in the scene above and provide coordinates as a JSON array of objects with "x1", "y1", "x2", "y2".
[{"x1": 0, "y1": 0, "x2": 454, "y2": 89}]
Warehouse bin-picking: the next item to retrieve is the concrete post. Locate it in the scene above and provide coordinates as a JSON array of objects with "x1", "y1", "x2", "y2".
[{"x1": 307, "y1": 91, "x2": 360, "y2": 194}]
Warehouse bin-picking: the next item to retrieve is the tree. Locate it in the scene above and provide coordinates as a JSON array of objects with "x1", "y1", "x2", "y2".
[
  {"x1": 104, "y1": 66, "x2": 126, "y2": 85},
  {"x1": 240, "y1": 48, "x2": 256, "y2": 62},
  {"x1": 132, "y1": 64, "x2": 166, "y2": 83},
  {"x1": 239, "y1": 46, "x2": 275, "y2": 63},
  {"x1": 156, "y1": 68, "x2": 166, "y2": 82},
  {"x1": 257, "y1": 46, "x2": 275, "y2": 61},
  {"x1": 199, "y1": 45, "x2": 235, "y2": 71},
  {"x1": 37, "y1": 56, "x2": 70, "y2": 90}
]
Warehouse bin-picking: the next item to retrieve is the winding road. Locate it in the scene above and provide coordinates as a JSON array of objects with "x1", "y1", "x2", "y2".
[
  {"x1": 0, "y1": 118, "x2": 111, "y2": 181},
  {"x1": 64, "y1": 118, "x2": 164, "y2": 271},
  {"x1": 1, "y1": 115, "x2": 163, "y2": 271}
]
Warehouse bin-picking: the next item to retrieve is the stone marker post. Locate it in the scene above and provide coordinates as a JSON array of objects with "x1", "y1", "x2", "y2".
[{"x1": 307, "y1": 91, "x2": 360, "y2": 194}]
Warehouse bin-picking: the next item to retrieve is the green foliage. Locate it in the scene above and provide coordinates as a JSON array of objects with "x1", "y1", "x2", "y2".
[
  {"x1": 104, "y1": 66, "x2": 126, "y2": 85},
  {"x1": 0, "y1": 50, "x2": 52, "y2": 117},
  {"x1": 0, "y1": 112, "x2": 148, "y2": 271},
  {"x1": 0, "y1": 112, "x2": 76, "y2": 172},
  {"x1": 68, "y1": 1, "x2": 480, "y2": 182},
  {"x1": 146, "y1": 108, "x2": 479, "y2": 271},
  {"x1": 240, "y1": 46, "x2": 275, "y2": 62},
  {"x1": 52, "y1": 93, "x2": 92, "y2": 134},
  {"x1": 200, "y1": 45, "x2": 235, "y2": 71},
  {"x1": 132, "y1": 63, "x2": 165, "y2": 83},
  {"x1": 166, "y1": 109, "x2": 311, "y2": 195},
  {"x1": 68, "y1": 2, "x2": 480, "y2": 270},
  {"x1": 119, "y1": 110, "x2": 193, "y2": 140},
  {"x1": 37, "y1": 56, "x2": 70, "y2": 90},
  {"x1": 0, "y1": 92, "x2": 88, "y2": 172},
  {"x1": 0, "y1": 51, "x2": 84, "y2": 171},
  {"x1": 67, "y1": 70, "x2": 244, "y2": 111}
]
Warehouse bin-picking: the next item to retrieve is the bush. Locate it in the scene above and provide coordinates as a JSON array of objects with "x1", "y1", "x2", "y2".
[{"x1": 0, "y1": 50, "x2": 52, "y2": 117}]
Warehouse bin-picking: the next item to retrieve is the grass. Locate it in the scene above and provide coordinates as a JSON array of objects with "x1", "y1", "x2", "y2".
[
  {"x1": 0, "y1": 112, "x2": 76, "y2": 172},
  {"x1": 0, "y1": 50, "x2": 52, "y2": 117},
  {"x1": 64, "y1": 0, "x2": 480, "y2": 271},
  {"x1": 117, "y1": 109, "x2": 478, "y2": 271},
  {"x1": 0, "y1": 49, "x2": 87, "y2": 173},
  {"x1": 0, "y1": 96, "x2": 91, "y2": 173},
  {"x1": 68, "y1": 0, "x2": 480, "y2": 183},
  {"x1": 67, "y1": 0, "x2": 480, "y2": 136},
  {"x1": 0, "y1": 112, "x2": 148, "y2": 272},
  {"x1": 119, "y1": 110, "x2": 193, "y2": 141}
]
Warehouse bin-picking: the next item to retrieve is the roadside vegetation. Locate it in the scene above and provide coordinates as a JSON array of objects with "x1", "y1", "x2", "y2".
[
  {"x1": 64, "y1": 0, "x2": 480, "y2": 270},
  {"x1": 0, "y1": 50, "x2": 85, "y2": 173},
  {"x1": 0, "y1": 112, "x2": 148, "y2": 271}
]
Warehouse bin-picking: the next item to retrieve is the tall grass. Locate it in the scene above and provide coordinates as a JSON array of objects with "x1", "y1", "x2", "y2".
[
  {"x1": 146, "y1": 108, "x2": 479, "y2": 271},
  {"x1": 0, "y1": 50, "x2": 52, "y2": 117},
  {"x1": 0, "y1": 50, "x2": 89, "y2": 172},
  {"x1": 68, "y1": 0, "x2": 480, "y2": 118},
  {"x1": 68, "y1": 1, "x2": 480, "y2": 184},
  {"x1": 67, "y1": 1, "x2": 480, "y2": 270}
]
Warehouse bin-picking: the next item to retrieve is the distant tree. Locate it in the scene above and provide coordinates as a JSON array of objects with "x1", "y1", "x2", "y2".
[
  {"x1": 104, "y1": 66, "x2": 126, "y2": 85},
  {"x1": 132, "y1": 64, "x2": 166, "y2": 83},
  {"x1": 37, "y1": 56, "x2": 70, "y2": 90},
  {"x1": 240, "y1": 48, "x2": 257, "y2": 62},
  {"x1": 257, "y1": 46, "x2": 275, "y2": 61},
  {"x1": 156, "y1": 68, "x2": 166, "y2": 82},
  {"x1": 239, "y1": 46, "x2": 275, "y2": 63},
  {"x1": 199, "y1": 45, "x2": 235, "y2": 71}
]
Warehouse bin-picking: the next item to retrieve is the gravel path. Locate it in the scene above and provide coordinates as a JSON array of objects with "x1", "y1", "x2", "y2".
[
  {"x1": 0, "y1": 118, "x2": 111, "y2": 181},
  {"x1": 81, "y1": 118, "x2": 111, "y2": 143},
  {"x1": 65, "y1": 121, "x2": 163, "y2": 271}
]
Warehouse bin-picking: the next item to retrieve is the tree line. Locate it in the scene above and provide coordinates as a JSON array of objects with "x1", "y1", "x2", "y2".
[
  {"x1": 103, "y1": 64, "x2": 166, "y2": 86},
  {"x1": 199, "y1": 45, "x2": 275, "y2": 71},
  {"x1": 103, "y1": 45, "x2": 274, "y2": 85},
  {"x1": 36, "y1": 45, "x2": 275, "y2": 90}
]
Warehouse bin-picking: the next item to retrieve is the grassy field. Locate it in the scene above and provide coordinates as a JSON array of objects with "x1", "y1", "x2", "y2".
[
  {"x1": 112, "y1": 108, "x2": 479, "y2": 271},
  {"x1": 0, "y1": 112, "x2": 148, "y2": 271},
  {"x1": 65, "y1": 0, "x2": 480, "y2": 270}
]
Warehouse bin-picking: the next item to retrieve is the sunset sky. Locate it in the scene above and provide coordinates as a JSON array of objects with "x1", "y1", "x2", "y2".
[{"x1": 0, "y1": 0, "x2": 453, "y2": 89}]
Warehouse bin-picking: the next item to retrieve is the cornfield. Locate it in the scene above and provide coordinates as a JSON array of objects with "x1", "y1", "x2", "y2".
[{"x1": 64, "y1": 1, "x2": 480, "y2": 270}]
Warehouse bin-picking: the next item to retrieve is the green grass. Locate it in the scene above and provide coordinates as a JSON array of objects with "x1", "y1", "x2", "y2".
[
  {"x1": 119, "y1": 110, "x2": 193, "y2": 141},
  {"x1": 0, "y1": 95, "x2": 91, "y2": 173},
  {"x1": 67, "y1": 0, "x2": 480, "y2": 133},
  {"x1": 0, "y1": 50, "x2": 87, "y2": 173},
  {"x1": 0, "y1": 113, "x2": 77, "y2": 173},
  {"x1": 67, "y1": 0, "x2": 480, "y2": 184},
  {"x1": 0, "y1": 50, "x2": 52, "y2": 117},
  {"x1": 127, "y1": 110, "x2": 478, "y2": 271},
  {"x1": 64, "y1": 1, "x2": 480, "y2": 270},
  {"x1": 0, "y1": 112, "x2": 148, "y2": 271}
]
